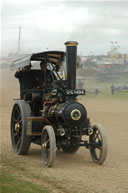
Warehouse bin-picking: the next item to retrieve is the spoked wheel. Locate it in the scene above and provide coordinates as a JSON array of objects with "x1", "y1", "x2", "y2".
[
  {"x1": 10, "y1": 100, "x2": 31, "y2": 154},
  {"x1": 41, "y1": 125, "x2": 56, "y2": 167},
  {"x1": 89, "y1": 124, "x2": 107, "y2": 164}
]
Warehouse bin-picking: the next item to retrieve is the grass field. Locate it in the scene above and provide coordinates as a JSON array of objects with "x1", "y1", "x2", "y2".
[
  {"x1": 81, "y1": 77, "x2": 128, "y2": 99},
  {"x1": 0, "y1": 169, "x2": 50, "y2": 193}
]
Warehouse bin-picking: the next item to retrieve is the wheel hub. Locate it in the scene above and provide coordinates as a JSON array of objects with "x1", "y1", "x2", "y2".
[
  {"x1": 42, "y1": 142, "x2": 47, "y2": 150},
  {"x1": 15, "y1": 122, "x2": 20, "y2": 133}
]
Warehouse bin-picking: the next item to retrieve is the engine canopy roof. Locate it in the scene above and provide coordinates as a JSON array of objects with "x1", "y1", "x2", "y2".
[{"x1": 11, "y1": 51, "x2": 65, "y2": 71}]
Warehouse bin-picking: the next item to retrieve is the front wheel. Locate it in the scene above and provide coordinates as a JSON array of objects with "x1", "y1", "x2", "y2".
[
  {"x1": 41, "y1": 125, "x2": 56, "y2": 167},
  {"x1": 89, "y1": 124, "x2": 107, "y2": 164}
]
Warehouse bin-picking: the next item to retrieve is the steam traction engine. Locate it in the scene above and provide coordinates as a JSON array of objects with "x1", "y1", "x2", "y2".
[{"x1": 10, "y1": 41, "x2": 107, "y2": 167}]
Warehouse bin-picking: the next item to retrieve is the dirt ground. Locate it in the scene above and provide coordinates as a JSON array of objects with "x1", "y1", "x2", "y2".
[{"x1": 0, "y1": 69, "x2": 128, "y2": 193}]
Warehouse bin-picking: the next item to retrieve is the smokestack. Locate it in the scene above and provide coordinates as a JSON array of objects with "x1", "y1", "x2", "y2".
[{"x1": 65, "y1": 41, "x2": 78, "y2": 89}]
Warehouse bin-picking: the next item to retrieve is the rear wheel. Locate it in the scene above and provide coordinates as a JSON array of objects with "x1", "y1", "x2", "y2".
[
  {"x1": 41, "y1": 125, "x2": 56, "y2": 167},
  {"x1": 10, "y1": 100, "x2": 31, "y2": 154},
  {"x1": 89, "y1": 124, "x2": 107, "y2": 164}
]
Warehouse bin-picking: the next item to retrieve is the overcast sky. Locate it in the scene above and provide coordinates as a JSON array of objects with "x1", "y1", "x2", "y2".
[{"x1": 1, "y1": 0, "x2": 128, "y2": 57}]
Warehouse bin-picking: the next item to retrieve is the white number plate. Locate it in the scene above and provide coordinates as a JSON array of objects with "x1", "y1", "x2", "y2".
[{"x1": 66, "y1": 89, "x2": 85, "y2": 95}]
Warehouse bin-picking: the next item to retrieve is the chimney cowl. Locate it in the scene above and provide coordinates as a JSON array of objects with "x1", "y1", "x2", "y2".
[{"x1": 65, "y1": 41, "x2": 78, "y2": 47}]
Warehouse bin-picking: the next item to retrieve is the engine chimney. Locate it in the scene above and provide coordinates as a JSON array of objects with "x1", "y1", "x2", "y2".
[{"x1": 65, "y1": 41, "x2": 78, "y2": 89}]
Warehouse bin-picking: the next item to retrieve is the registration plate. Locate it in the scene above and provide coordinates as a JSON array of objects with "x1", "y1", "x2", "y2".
[{"x1": 66, "y1": 89, "x2": 85, "y2": 95}]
